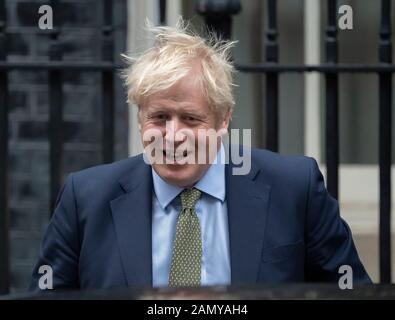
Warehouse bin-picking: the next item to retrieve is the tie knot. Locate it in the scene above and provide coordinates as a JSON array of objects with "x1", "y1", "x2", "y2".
[{"x1": 180, "y1": 188, "x2": 201, "y2": 209}]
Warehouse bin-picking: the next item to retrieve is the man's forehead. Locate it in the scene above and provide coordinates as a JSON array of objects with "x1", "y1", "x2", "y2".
[
  {"x1": 149, "y1": 90, "x2": 189, "y2": 103},
  {"x1": 144, "y1": 87, "x2": 207, "y2": 110},
  {"x1": 143, "y1": 102, "x2": 203, "y2": 114}
]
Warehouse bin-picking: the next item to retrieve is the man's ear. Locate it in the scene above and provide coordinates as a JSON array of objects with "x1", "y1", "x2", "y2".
[
  {"x1": 219, "y1": 109, "x2": 232, "y2": 130},
  {"x1": 137, "y1": 107, "x2": 142, "y2": 131}
]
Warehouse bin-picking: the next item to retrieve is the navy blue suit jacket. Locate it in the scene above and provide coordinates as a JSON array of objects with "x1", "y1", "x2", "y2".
[{"x1": 29, "y1": 148, "x2": 371, "y2": 290}]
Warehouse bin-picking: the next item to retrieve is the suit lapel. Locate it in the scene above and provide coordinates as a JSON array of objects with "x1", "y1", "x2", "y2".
[
  {"x1": 110, "y1": 157, "x2": 153, "y2": 288},
  {"x1": 226, "y1": 160, "x2": 271, "y2": 285}
]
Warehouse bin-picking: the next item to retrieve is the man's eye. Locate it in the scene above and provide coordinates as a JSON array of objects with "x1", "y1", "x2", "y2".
[
  {"x1": 152, "y1": 114, "x2": 167, "y2": 120},
  {"x1": 184, "y1": 116, "x2": 198, "y2": 122}
]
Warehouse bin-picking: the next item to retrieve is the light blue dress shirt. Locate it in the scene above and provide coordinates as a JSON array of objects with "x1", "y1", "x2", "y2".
[{"x1": 151, "y1": 144, "x2": 231, "y2": 287}]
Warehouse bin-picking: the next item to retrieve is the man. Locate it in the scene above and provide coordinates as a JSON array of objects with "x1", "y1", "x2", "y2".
[{"x1": 30, "y1": 21, "x2": 371, "y2": 291}]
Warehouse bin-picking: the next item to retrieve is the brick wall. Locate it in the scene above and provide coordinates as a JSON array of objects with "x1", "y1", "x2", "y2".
[{"x1": 5, "y1": 0, "x2": 128, "y2": 292}]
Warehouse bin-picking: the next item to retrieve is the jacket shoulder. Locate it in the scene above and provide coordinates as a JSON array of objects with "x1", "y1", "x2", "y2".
[
  {"x1": 68, "y1": 153, "x2": 146, "y2": 199},
  {"x1": 250, "y1": 147, "x2": 316, "y2": 185},
  {"x1": 72, "y1": 154, "x2": 144, "y2": 180}
]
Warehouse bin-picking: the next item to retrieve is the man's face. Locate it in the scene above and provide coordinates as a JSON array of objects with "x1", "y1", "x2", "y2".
[{"x1": 139, "y1": 69, "x2": 230, "y2": 188}]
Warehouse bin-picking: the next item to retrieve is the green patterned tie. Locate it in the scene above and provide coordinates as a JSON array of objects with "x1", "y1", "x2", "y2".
[{"x1": 168, "y1": 187, "x2": 202, "y2": 287}]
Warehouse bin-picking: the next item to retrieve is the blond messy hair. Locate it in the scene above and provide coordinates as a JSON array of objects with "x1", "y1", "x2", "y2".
[{"x1": 121, "y1": 18, "x2": 237, "y2": 118}]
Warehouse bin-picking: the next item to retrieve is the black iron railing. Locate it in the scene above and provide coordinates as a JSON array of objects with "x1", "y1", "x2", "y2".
[
  {"x1": 199, "y1": 0, "x2": 393, "y2": 284},
  {"x1": 0, "y1": 0, "x2": 117, "y2": 294},
  {"x1": 0, "y1": 0, "x2": 393, "y2": 295},
  {"x1": 0, "y1": 0, "x2": 9, "y2": 296},
  {"x1": 378, "y1": 0, "x2": 392, "y2": 285}
]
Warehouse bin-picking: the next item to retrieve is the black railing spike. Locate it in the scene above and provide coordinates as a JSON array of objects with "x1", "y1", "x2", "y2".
[
  {"x1": 264, "y1": 0, "x2": 279, "y2": 152},
  {"x1": 49, "y1": 0, "x2": 63, "y2": 215},
  {"x1": 0, "y1": 0, "x2": 10, "y2": 295},
  {"x1": 101, "y1": 0, "x2": 114, "y2": 164},
  {"x1": 378, "y1": 0, "x2": 392, "y2": 284},
  {"x1": 325, "y1": 0, "x2": 339, "y2": 200}
]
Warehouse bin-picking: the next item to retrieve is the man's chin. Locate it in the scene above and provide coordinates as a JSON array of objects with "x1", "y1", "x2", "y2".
[{"x1": 153, "y1": 164, "x2": 201, "y2": 187}]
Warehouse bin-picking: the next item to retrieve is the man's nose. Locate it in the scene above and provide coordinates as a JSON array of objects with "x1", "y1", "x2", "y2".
[{"x1": 164, "y1": 118, "x2": 186, "y2": 145}]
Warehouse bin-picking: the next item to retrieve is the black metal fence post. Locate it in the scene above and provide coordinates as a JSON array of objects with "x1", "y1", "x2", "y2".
[
  {"x1": 49, "y1": 0, "x2": 63, "y2": 214},
  {"x1": 196, "y1": 0, "x2": 241, "y2": 40},
  {"x1": 325, "y1": 0, "x2": 339, "y2": 200},
  {"x1": 159, "y1": 0, "x2": 167, "y2": 25},
  {"x1": 102, "y1": 0, "x2": 114, "y2": 163},
  {"x1": 0, "y1": 0, "x2": 9, "y2": 295},
  {"x1": 378, "y1": 0, "x2": 392, "y2": 284},
  {"x1": 265, "y1": 0, "x2": 279, "y2": 152}
]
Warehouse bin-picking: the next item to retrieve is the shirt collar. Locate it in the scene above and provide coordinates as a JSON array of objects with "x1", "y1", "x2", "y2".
[{"x1": 152, "y1": 143, "x2": 226, "y2": 210}]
